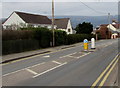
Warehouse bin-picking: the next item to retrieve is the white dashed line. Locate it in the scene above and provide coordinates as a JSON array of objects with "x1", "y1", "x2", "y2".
[
  {"x1": 60, "y1": 52, "x2": 77, "y2": 58},
  {"x1": 76, "y1": 52, "x2": 91, "y2": 59},
  {"x1": 52, "y1": 61, "x2": 62, "y2": 65},
  {"x1": 3, "y1": 62, "x2": 45, "y2": 77},
  {"x1": 26, "y1": 68, "x2": 38, "y2": 75},
  {"x1": 43, "y1": 55, "x2": 50, "y2": 58}
]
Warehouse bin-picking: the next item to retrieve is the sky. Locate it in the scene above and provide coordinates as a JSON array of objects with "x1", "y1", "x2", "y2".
[
  {"x1": 1, "y1": 0, "x2": 119, "y2": 2},
  {"x1": 0, "y1": 0, "x2": 119, "y2": 18}
]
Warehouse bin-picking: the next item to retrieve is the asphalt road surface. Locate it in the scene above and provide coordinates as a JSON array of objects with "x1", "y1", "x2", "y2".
[{"x1": 2, "y1": 39, "x2": 119, "y2": 87}]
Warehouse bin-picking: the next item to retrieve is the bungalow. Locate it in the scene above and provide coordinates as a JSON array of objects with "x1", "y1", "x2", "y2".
[
  {"x1": 2, "y1": 11, "x2": 73, "y2": 34},
  {"x1": 2, "y1": 11, "x2": 56, "y2": 30}
]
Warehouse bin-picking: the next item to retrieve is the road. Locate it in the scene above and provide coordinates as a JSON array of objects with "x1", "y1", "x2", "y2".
[{"x1": 2, "y1": 39, "x2": 119, "y2": 87}]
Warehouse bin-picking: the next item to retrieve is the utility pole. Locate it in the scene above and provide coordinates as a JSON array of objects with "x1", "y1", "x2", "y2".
[
  {"x1": 108, "y1": 13, "x2": 110, "y2": 39},
  {"x1": 52, "y1": 0, "x2": 55, "y2": 47}
]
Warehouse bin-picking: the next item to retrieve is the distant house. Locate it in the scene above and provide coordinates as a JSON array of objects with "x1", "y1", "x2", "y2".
[
  {"x1": 96, "y1": 20, "x2": 120, "y2": 39},
  {"x1": 2, "y1": 11, "x2": 54, "y2": 30},
  {"x1": 54, "y1": 18, "x2": 73, "y2": 34}
]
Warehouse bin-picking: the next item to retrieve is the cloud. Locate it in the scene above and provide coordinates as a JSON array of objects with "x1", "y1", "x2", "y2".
[{"x1": 2, "y1": 2, "x2": 118, "y2": 18}]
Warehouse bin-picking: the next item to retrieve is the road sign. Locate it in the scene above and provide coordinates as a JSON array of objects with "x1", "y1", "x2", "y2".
[{"x1": 84, "y1": 39, "x2": 88, "y2": 43}]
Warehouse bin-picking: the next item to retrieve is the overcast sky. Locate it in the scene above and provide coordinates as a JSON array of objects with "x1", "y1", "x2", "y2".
[
  {"x1": 1, "y1": 1, "x2": 119, "y2": 18},
  {"x1": 1, "y1": 0, "x2": 119, "y2": 2}
]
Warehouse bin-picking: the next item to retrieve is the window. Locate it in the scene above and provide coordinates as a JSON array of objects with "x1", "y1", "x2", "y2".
[
  {"x1": 68, "y1": 29, "x2": 71, "y2": 32},
  {"x1": 44, "y1": 26, "x2": 48, "y2": 28}
]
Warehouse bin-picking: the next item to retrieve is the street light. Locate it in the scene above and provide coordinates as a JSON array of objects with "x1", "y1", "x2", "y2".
[{"x1": 52, "y1": 0, "x2": 55, "y2": 47}]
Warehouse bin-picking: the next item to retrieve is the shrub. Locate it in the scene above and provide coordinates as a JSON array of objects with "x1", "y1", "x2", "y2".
[
  {"x1": 2, "y1": 30, "x2": 34, "y2": 41},
  {"x1": 66, "y1": 34, "x2": 95, "y2": 45},
  {"x1": 55, "y1": 30, "x2": 67, "y2": 46},
  {"x1": 2, "y1": 39, "x2": 40, "y2": 55},
  {"x1": 33, "y1": 27, "x2": 52, "y2": 48}
]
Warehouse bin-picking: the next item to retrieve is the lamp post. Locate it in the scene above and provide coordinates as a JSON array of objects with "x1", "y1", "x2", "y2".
[{"x1": 52, "y1": 0, "x2": 55, "y2": 47}]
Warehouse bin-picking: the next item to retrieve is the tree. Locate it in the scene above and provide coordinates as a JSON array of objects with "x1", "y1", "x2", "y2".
[{"x1": 75, "y1": 22, "x2": 93, "y2": 34}]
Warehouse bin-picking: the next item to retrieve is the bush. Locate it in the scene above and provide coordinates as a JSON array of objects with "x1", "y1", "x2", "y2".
[
  {"x1": 55, "y1": 30, "x2": 67, "y2": 46},
  {"x1": 2, "y1": 39, "x2": 40, "y2": 55},
  {"x1": 2, "y1": 30, "x2": 34, "y2": 41},
  {"x1": 33, "y1": 27, "x2": 52, "y2": 48},
  {"x1": 66, "y1": 34, "x2": 95, "y2": 45}
]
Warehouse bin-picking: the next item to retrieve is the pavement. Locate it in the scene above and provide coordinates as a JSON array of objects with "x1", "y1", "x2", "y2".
[{"x1": 2, "y1": 39, "x2": 119, "y2": 87}]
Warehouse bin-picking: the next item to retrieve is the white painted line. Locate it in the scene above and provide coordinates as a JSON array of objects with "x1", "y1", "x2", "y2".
[
  {"x1": 33, "y1": 62, "x2": 67, "y2": 78},
  {"x1": 43, "y1": 55, "x2": 50, "y2": 58},
  {"x1": 26, "y1": 68, "x2": 38, "y2": 75},
  {"x1": 77, "y1": 52, "x2": 91, "y2": 59},
  {"x1": 60, "y1": 52, "x2": 77, "y2": 58},
  {"x1": 67, "y1": 55, "x2": 78, "y2": 58},
  {"x1": 3, "y1": 68, "x2": 25, "y2": 77},
  {"x1": 52, "y1": 61, "x2": 62, "y2": 65},
  {"x1": 3, "y1": 62, "x2": 45, "y2": 77},
  {"x1": 27, "y1": 62, "x2": 45, "y2": 69}
]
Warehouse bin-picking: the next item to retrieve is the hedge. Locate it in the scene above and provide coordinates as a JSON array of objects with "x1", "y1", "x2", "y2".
[
  {"x1": 66, "y1": 34, "x2": 95, "y2": 45},
  {"x1": 33, "y1": 28, "x2": 52, "y2": 48},
  {"x1": 2, "y1": 39, "x2": 40, "y2": 55},
  {"x1": 2, "y1": 30, "x2": 34, "y2": 41},
  {"x1": 55, "y1": 30, "x2": 67, "y2": 46},
  {"x1": 2, "y1": 28, "x2": 95, "y2": 55}
]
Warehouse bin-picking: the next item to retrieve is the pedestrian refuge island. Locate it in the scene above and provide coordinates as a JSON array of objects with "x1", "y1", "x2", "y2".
[{"x1": 83, "y1": 38, "x2": 96, "y2": 52}]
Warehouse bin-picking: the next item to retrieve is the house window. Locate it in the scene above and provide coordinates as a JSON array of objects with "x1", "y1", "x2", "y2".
[
  {"x1": 44, "y1": 26, "x2": 48, "y2": 28},
  {"x1": 68, "y1": 29, "x2": 71, "y2": 32}
]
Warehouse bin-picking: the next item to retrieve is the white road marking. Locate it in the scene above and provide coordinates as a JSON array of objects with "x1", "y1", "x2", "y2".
[
  {"x1": 60, "y1": 52, "x2": 77, "y2": 58},
  {"x1": 43, "y1": 55, "x2": 50, "y2": 58},
  {"x1": 76, "y1": 52, "x2": 91, "y2": 59},
  {"x1": 25, "y1": 68, "x2": 38, "y2": 75},
  {"x1": 67, "y1": 55, "x2": 78, "y2": 58},
  {"x1": 33, "y1": 62, "x2": 67, "y2": 78},
  {"x1": 27, "y1": 62, "x2": 45, "y2": 69},
  {"x1": 3, "y1": 62, "x2": 45, "y2": 77},
  {"x1": 52, "y1": 61, "x2": 62, "y2": 65}
]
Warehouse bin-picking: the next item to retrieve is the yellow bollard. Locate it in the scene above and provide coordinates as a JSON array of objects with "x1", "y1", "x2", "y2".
[{"x1": 83, "y1": 39, "x2": 88, "y2": 51}]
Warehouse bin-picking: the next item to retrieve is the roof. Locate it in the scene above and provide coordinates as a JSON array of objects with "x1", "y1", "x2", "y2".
[
  {"x1": 112, "y1": 24, "x2": 120, "y2": 29},
  {"x1": 99, "y1": 23, "x2": 120, "y2": 33},
  {"x1": 100, "y1": 23, "x2": 120, "y2": 29},
  {"x1": 15, "y1": 11, "x2": 52, "y2": 24},
  {"x1": 54, "y1": 18, "x2": 70, "y2": 29}
]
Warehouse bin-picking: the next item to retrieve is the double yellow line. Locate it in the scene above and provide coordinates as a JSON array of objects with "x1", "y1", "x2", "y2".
[{"x1": 91, "y1": 53, "x2": 119, "y2": 88}]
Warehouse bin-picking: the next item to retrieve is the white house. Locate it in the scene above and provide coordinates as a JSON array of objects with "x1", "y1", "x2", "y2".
[
  {"x1": 2, "y1": 11, "x2": 54, "y2": 30},
  {"x1": 107, "y1": 21, "x2": 120, "y2": 39},
  {"x1": 54, "y1": 18, "x2": 73, "y2": 34},
  {"x1": 3, "y1": 11, "x2": 73, "y2": 34}
]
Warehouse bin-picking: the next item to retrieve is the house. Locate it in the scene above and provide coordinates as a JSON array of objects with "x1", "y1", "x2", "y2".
[
  {"x1": 2, "y1": 11, "x2": 55, "y2": 30},
  {"x1": 54, "y1": 18, "x2": 73, "y2": 34},
  {"x1": 95, "y1": 20, "x2": 120, "y2": 39},
  {"x1": 2, "y1": 11, "x2": 73, "y2": 34}
]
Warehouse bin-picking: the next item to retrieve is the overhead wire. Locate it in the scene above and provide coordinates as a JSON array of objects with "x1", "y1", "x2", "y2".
[{"x1": 79, "y1": 0, "x2": 108, "y2": 15}]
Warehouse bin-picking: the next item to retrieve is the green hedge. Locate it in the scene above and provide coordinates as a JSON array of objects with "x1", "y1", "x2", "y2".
[
  {"x1": 2, "y1": 28, "x2": 95, "y2": 55},
  {"x1": 2, "y1": 39, "x2": 40, "y2": 55},
  {"x1": 2, "y1": 30, "x2": 34, "y2": 41},
  {"x1": 33, "y1": 28, "x2": 52, "y2": 48},
  {"x1": 66, "y1": 34, "x2": 95, "y2": 45},
  {"x1": 55, "y1": 30, "x2": 67, "y2": 46}
]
